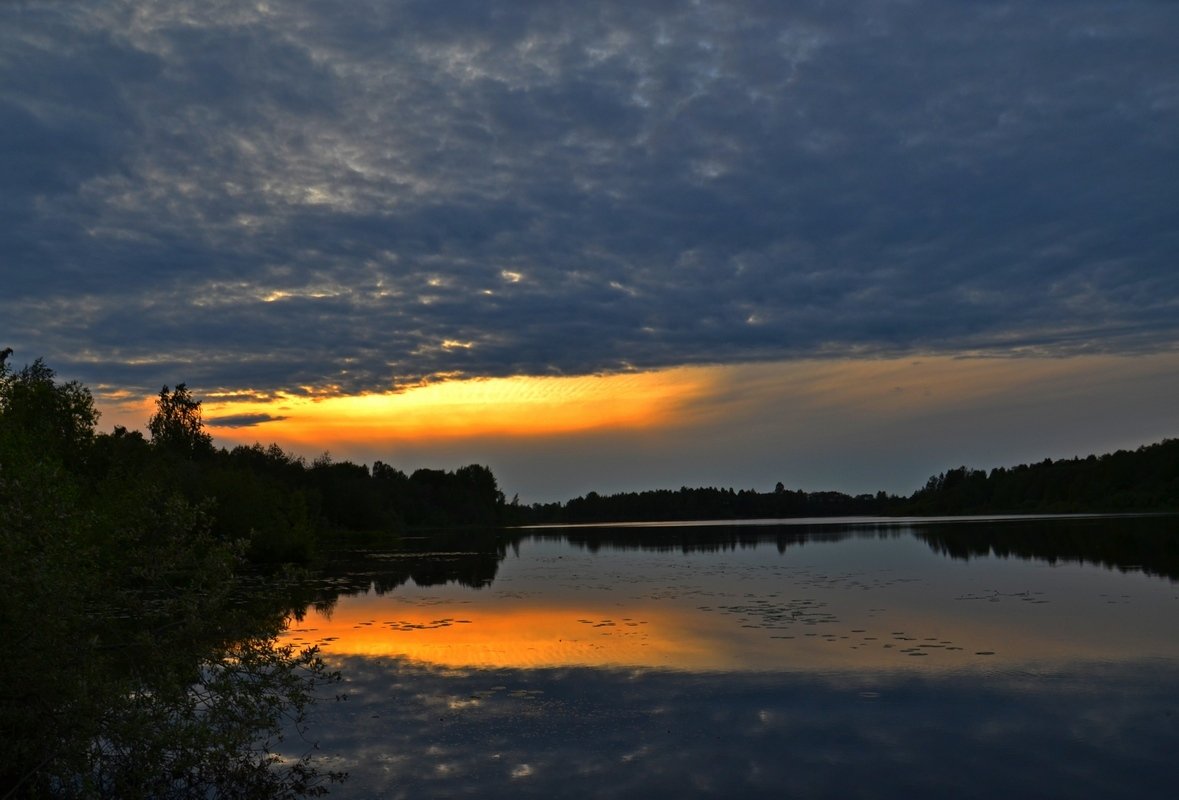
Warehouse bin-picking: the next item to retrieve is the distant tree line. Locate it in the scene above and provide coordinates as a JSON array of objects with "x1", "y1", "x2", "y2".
[
  {"x1": 900, "y1": 442, "x2": 1179, "y2": 514},
  {"x1": 520, "y1": 485, "x2": 897, "y2": 524},
  {"x1": 518, "y1": 443, "x2": 1179, "y2": 524}
]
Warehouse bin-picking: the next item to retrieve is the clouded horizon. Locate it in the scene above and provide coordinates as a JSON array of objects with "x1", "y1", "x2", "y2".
[{"x1": 4, "y1": 1, "x2": 1178, "y2": 501}]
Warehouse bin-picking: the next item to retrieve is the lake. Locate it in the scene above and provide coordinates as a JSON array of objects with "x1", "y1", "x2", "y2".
[{"x1": 279, "y1": 515, "x2": 1179, "y2": 798}]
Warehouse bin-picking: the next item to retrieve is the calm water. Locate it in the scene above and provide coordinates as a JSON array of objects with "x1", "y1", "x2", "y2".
[{"x1": 281, "y1": 516, "x2": 1179, "y2": 798}]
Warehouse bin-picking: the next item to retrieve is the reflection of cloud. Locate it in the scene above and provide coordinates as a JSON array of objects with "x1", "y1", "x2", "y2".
[{"x1": 290, "y1": 656, "x2": 1179, "y2": 798}]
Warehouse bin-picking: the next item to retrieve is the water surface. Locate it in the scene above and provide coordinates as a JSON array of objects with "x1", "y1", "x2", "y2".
[{"x1": 281, "y1": 516, "x2": 1179, "y2": 798}]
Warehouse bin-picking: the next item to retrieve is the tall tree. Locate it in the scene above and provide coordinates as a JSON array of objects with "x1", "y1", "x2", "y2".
[{"x1": 148, "y1": 383, "x2": 213, "y2": 458}]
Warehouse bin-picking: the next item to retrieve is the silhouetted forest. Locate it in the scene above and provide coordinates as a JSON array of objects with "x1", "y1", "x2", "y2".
[
  {"x1": 518, "y1": 441, "x2": 1179, "y2": 524},
  {"x1": 85, "y1": 384, "x2": 508, "y2": 563},
  {"x1": 901, "y1": 442, "x2": 1179, "y2": 514},
  {"x1": 520, "y1": 485, "x2": 895, "y2": 524}
]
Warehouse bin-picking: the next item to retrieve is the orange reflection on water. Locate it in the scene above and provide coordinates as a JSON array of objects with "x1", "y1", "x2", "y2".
[
  {"x1": 281, "y1": 598, "x2": 739, "y2": 670},
  {"x1": 280, "y1": 582, "x2": 1179, "y2": 673}
]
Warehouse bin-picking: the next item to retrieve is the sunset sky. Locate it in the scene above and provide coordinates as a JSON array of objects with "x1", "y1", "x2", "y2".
[{"x1": 4, "y1": 1, "x2": 1178, "y2": 502}]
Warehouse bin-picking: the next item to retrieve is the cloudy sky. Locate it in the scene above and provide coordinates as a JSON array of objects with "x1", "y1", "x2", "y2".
[{"x1": 4, "y1": 1, "x2": 1178, "y2": 501}]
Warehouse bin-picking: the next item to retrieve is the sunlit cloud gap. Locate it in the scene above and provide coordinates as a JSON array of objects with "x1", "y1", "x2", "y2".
[
  {"x1": 106, "y1": 352, "x2": 1179, "y2": 448},
  {"x1": 201, "y1": 367, "x2": 718, "y2": 444}
]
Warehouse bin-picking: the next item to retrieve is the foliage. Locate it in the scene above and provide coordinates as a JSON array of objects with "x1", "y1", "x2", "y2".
[
  {"x1": 148, "y1": 383, "x2": 214, "y2": 459},
  {"x1": 520, "y1": 485, "x2": 896, "y2": 525},
  {"x1": 0, "y1": 356, "x2": 98, "y2": 471},
  {"x1": 903, "y1": 441, "x2": 1179, "y2": 514},
  {"x1": 402, "y1": 465, "x2": 506, "y2": 528},
  {"x1": 0, "y1": 353, "x2": 345, "y2": 798},
  {"x1": 520, "y1": 442, "x2": 1179, "y2": 524},
  {"x1": 203, "y1": 462, "x2": 318, "y2": 564},
  {"x1": 1, "y1": 349, "x2": 517, "y2": 795}
]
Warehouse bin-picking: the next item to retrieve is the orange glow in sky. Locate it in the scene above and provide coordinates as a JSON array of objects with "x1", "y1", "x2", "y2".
[
  {"x1": 91, "y1": 352, "x2": 1179, "y2": 501},
  {"x1": 200, "y1": 368, "x2": 718, "y2": 449},
  {"x1": 176, "y1": 352, "x2": 1177, "y2": 450}
]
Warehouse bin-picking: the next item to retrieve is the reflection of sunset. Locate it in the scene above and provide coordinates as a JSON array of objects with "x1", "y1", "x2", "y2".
[
  {"x1": 281, "y1": 600, "x2": 729, "y2": 670},
  {"x1": 280, "y1": 588, "x2": 1179, "y2": 673}
]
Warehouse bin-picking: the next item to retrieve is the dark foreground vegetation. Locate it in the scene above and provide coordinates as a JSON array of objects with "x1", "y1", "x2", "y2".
[
  {"x1": 0, "y1": 354, "x2": 356, "y2": 798},
  {"x1": 0, "y1": 349, "x2": 527, "y2": 796}
]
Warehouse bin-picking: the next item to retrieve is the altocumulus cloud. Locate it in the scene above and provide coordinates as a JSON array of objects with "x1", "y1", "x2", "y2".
[
  {"x1": 3, "y1": 1, "x2": 1177, "y2": 396},
  {"x1": 204, "y1": 413, "x2": 289, "y2": 429}
]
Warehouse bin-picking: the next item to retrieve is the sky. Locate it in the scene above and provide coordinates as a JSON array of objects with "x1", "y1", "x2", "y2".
[{"x1": 3, "y1": 1, "x2": 1178, "y2": 502}]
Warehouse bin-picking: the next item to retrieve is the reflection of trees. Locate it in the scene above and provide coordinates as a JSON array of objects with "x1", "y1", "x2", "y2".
[
  {"x1": 525, "y1": 518, "x2": 1179, "y2": 581},
  {"x1": 915, "y1": 515, "x2": 1179, "y2": 582},
  {"x1": 289, "y1": 530, "x2": 524, "y2": 611},
  {"x1": 533, "y1": 525, "x2": 903, "y2": 555},
  {"x1": 282, "y1": 516, "x2": 1179, "y2": 623}
]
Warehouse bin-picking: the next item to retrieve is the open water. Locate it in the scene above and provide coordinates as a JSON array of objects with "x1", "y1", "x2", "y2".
[{"x1": 280, "y1": 515, "x2": 1179, "y2": 798}]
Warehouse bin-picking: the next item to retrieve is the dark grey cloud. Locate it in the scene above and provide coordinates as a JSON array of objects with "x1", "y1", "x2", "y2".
[
  {"x1": 204, "y1": 412, "x2": 288, "y2": 429},
  {"x1": 3, "y1": 1, "x2": 1177, "y2": 395}
]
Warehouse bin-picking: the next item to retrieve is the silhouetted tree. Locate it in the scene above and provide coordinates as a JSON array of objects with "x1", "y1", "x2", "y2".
[{"x1": 148, "y1": 383, "x2": 214, "y2": 459}]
